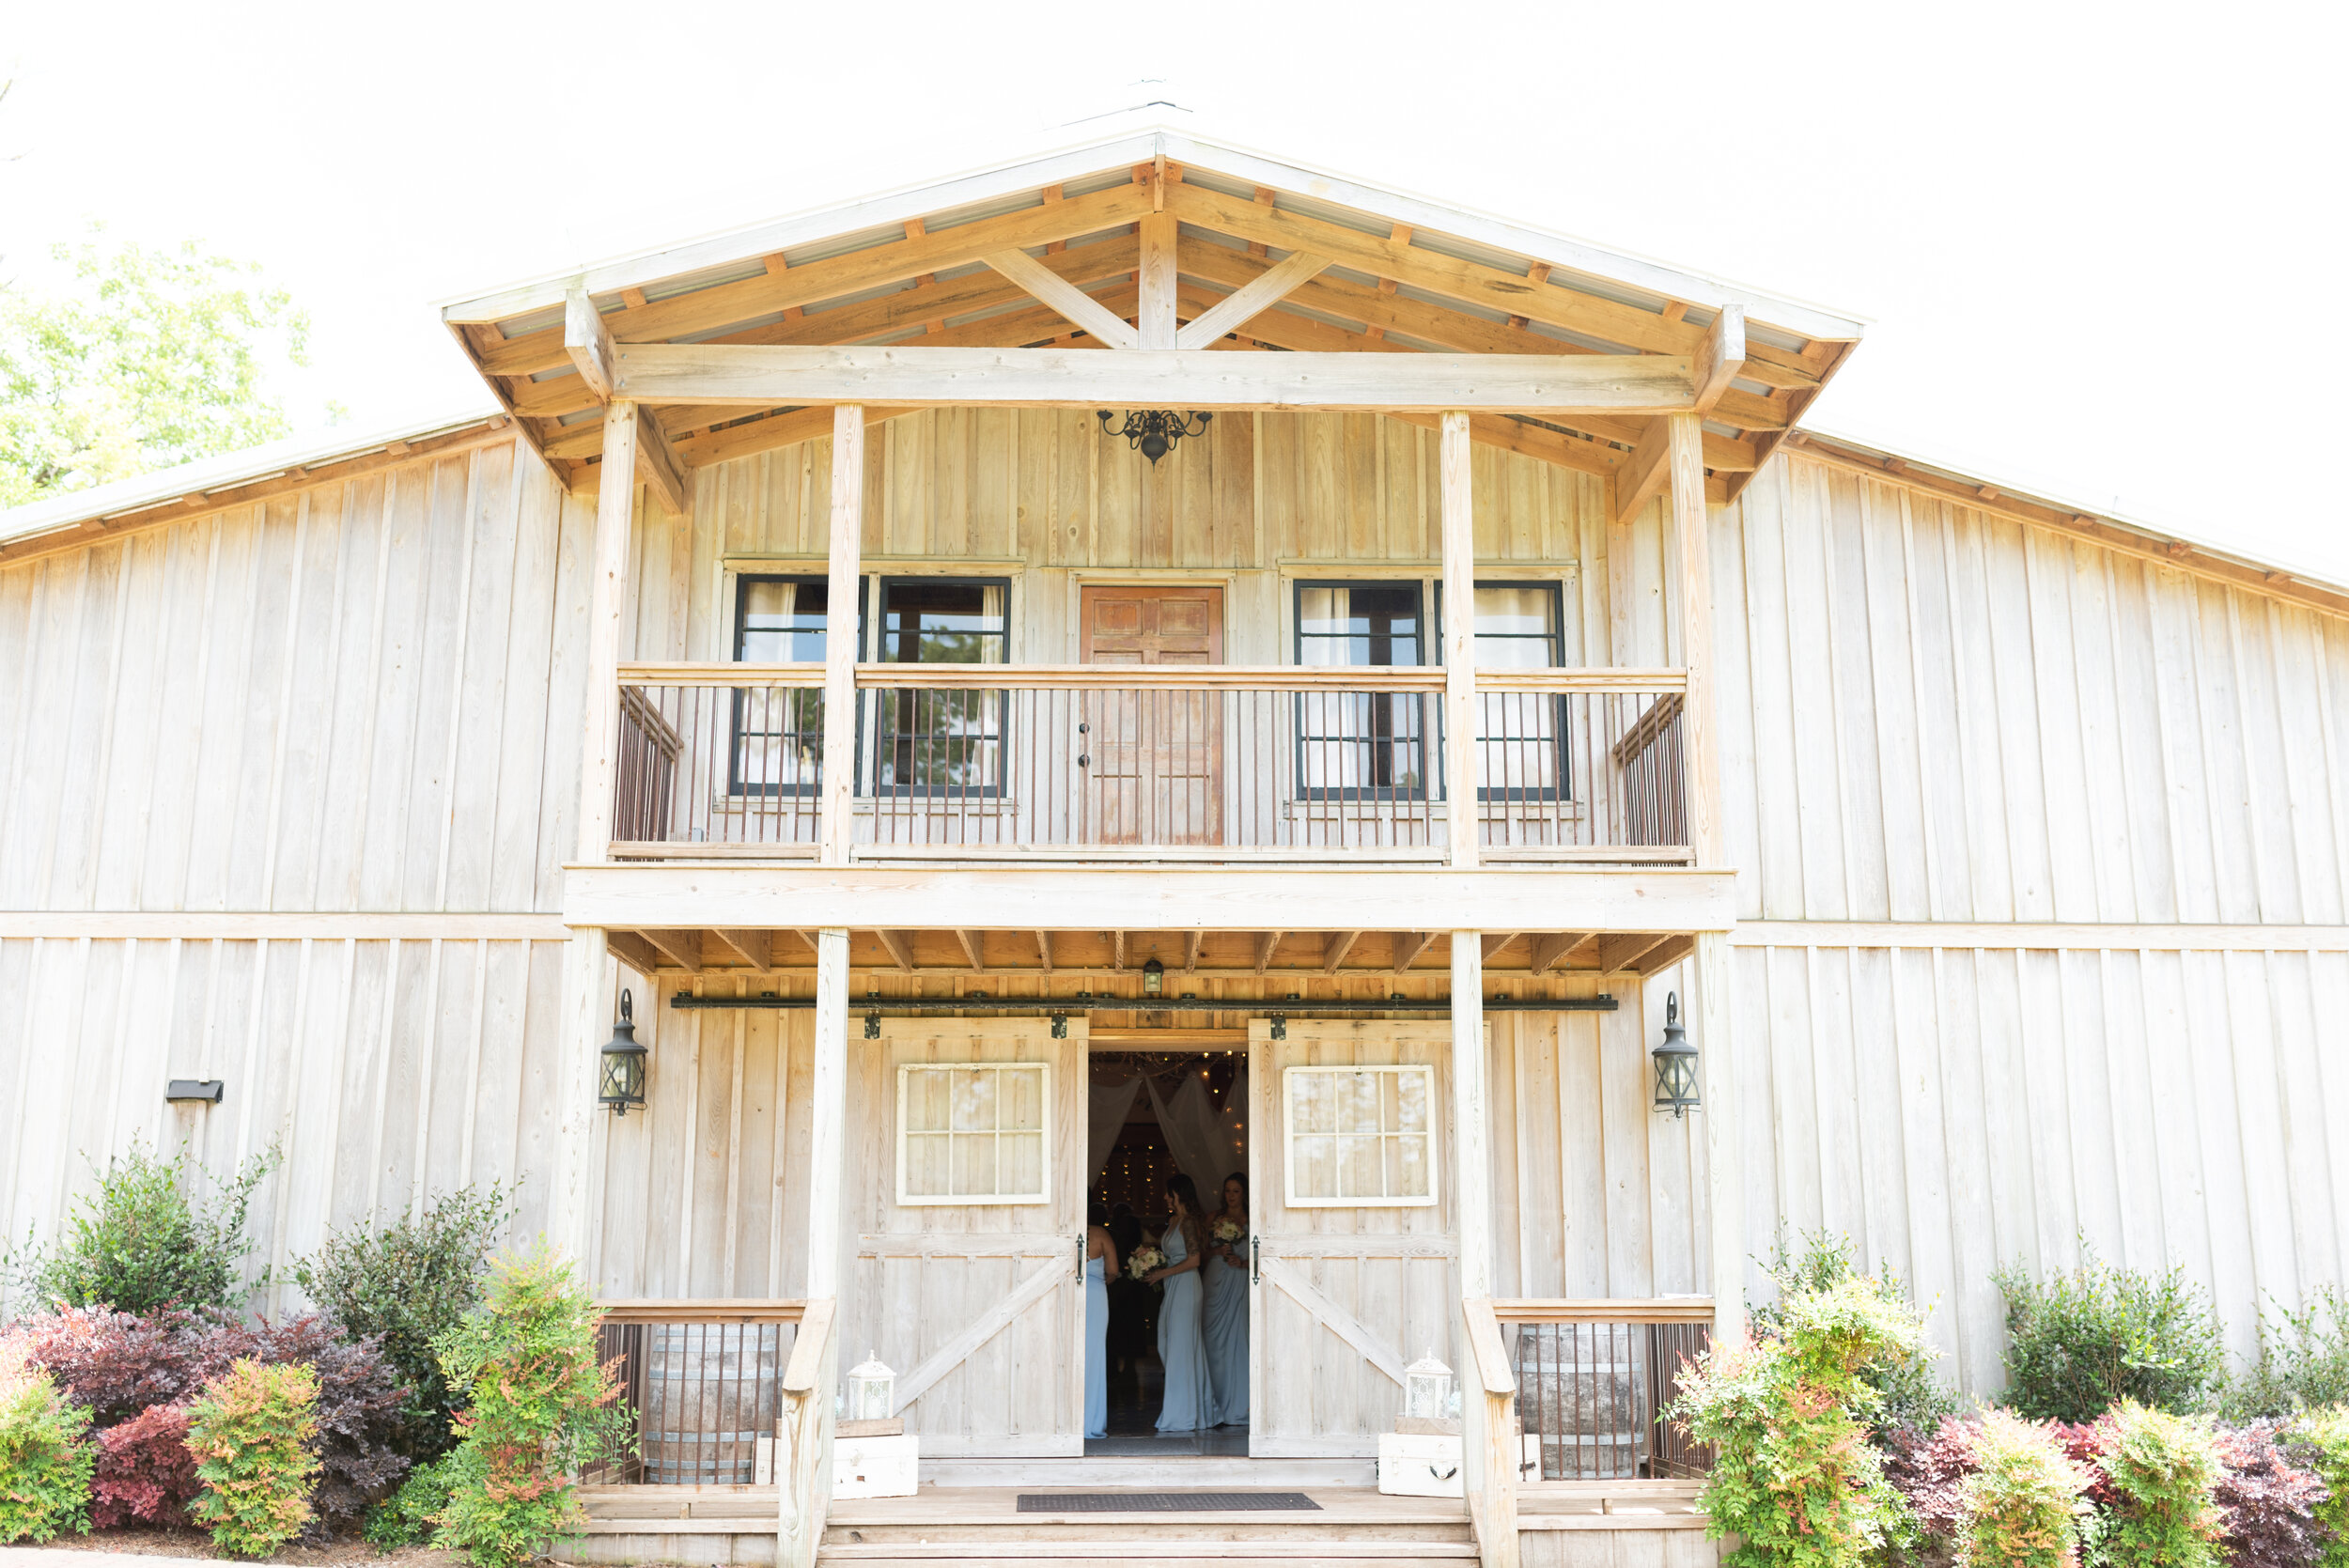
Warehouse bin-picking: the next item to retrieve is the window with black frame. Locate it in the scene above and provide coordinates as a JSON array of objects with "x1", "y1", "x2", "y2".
[
  {"x1": 730, "y1": 576, "x2": 853, "y2": 795},
  {"x1": 875, "y1": 578, "x2": 1009, "y2": 796},
  {"x1": 1293, "y1": 582, "x2": 1427, "y2": 800},
  {"x1": 1454, "y1": 582, "x2": 1568, "y2": 801}
]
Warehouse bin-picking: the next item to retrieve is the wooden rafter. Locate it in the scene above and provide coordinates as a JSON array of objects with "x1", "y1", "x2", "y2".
[
  {"x1": 1034, "y1": 931, "x2": 1054, "y2": 972},
  {"x1": 875, "y1": 930, "x2": 917, "y2": 971},
  {"x1": 1595, "y1": 932, "x2": 1671, "y2": 974},
  {"x1": 1480, "y1": 933, "x2": 1521, "y2": 960},
  {"x1": 639, "y1": 929, "x2": 702, "y2": 970},
  {"x1": 954, "y1": 930, "x2": 987, "y2": 970},
  {"x1": 1526, "y1": 932, "x2": 1589, "y2": 975},
  {"x1": 1183, "y1": 931, "x2": 1203, "y2": 972},
  {"x1": 1254, "y1": 932, "x2": 1286, "y2": 973},
  {"x1": 1323, "y1": 931, "x2": 1363, "y2": 973},
  {"x1": 606, "y1": 930, "x2": 667, "y2": 975},
  {"x1": 1392, "y1": 932, "x2": 1439, "y2": 973},
  {"x1": 708, "y1": 928, "x2": 771, "y2": 968}
]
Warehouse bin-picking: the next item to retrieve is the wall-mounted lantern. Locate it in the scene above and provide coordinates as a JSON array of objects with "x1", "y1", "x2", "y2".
[
  {"x1": 1143, "y1": 956, "x2": 1165, "y2": 996},
  {"x1": 599, "y1": 989, "x2": 647, "y2": 1115},
  {"x1": 846, "y1": 1352, "x2": 896, "y2": 1422},
  {"x1": 1652, "y1": 992, "x2": 1700, "y2": 1119}
]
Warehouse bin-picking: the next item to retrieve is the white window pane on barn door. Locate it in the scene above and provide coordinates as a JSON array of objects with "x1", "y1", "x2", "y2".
[
  {"x1": 895, "y1": 1061, "x2": 1051, "y2": 1204},
  {"x1": 1281, "y1": 1064, "x2": 1440, "y2": 1207}
]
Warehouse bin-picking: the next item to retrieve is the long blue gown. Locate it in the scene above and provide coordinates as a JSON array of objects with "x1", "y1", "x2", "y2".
[
  {"x1": 1084, "y1": 1250, "x2": 1110, "y2": 1439},
  {"x1": 1155, "y1": 1226, "x2": 1213, "y2": 1432},
  {"x1": 1201, "y1": 1234, "x2": 1250, "y2": 1426}
]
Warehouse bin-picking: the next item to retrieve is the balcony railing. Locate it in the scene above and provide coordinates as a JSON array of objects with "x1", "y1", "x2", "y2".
[{"x1": 610, "y1": 662, "x2": 1688, "y2": 863}]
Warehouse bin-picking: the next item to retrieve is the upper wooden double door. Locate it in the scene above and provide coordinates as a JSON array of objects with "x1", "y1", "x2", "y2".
[{"x1": 1079, "y1": 585, "x2": 1224, "y2": 846}]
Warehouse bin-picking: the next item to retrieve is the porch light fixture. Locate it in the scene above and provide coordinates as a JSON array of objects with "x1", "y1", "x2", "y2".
[
  {"x1": 599, "y1": 990, "x2": 647, "y2": 1115},
  {"x1": 1097, "y1": 408, "x2": 1212, "y2": 464},
  {"x1": 1652, "y1": 992, "x2": 1700, "y2": 1119},
  {"x1": 1143, "y1": 957, "x2": 1165, "y2": 995}
]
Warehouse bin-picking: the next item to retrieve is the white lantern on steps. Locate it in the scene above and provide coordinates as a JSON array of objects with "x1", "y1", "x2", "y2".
[
  {"x1": 1403, "y1": 1352, "x2": 1456, "y2": 1423},
  {"x1": 846, "y1": 1352, "x2": 895, "y2": 1423}
]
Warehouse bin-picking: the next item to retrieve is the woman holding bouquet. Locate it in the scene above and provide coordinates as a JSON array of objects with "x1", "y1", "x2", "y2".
[
  {"x1": 1201, "y1": 1172, "x2": 1250, "y2": 1426},
  {"x1": 1143, "y1": 1173, "x2": 1213, "y2": 1431}
]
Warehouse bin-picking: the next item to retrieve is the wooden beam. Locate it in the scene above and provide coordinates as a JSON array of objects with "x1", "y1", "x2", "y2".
[
  {"x1": 608, "y1": 342, "x2": 1697, "y2": 415},
  {"x1": 1137, "y1": 212, "x2": 1178, "y2": 350},
  {"x1": 630, "y1": 401, "x2": 689, "y2": 514},
  {"x1": 1440, "y1": 411, "x2": 1478, "y2": 869},
  {"x1": 1255, "y1": 932, "x2": 1286, "y2": 973},
  {"x1": 954, "y1": 930, "x2": 986, "y2": 970},
  {"x1": 605, "y1": 929, "x2": 667, "y2": 975},
  {"x1": 1692, "y1": 305, "x2": 1746, "y2": 415},
  {"x1": 1112, "y1": 930, "x2": 1128, "y2": 970},
  {"x1": 1638, "y1": 933, "x2": 1697, "y2": 972},
  {"x1": 982, "y1": 248, "x2": 1139, "y2": 349},
  {"x1": 1174, "y1": 250, "x2": 1330, "y2": 349},
  {"x1": 1034, "y1": 931, "x2": 1054, "y2": 972},
  {"x1": 1614, "y1": 420, "x2": 1672, "y2": 526},
  {"x1": 1322, "y1": 931, "x2": 1363, "y2": 973},
  {"x1": 1183, "y1": 930, "x2": 1203, "y2": 972},
  {"x1": 820, "y1": 406, "x2": 863, "y2": 867},
  {"x1": 875, "y1": 930, "x2": 916, "y2": 971},
  {"x1": 1480, "y1": 933, "x2": 1521, "y2": 960},
  {"x1": 708, "y1": 928, "x2": 772, "y2": 968},
  {"x1": 1526, "y1": 932, "x2": 1589, "y2": 975},
  {"x1": 639, "y1": 929, "x2": 703, "y2": 970},
  {"x1": 565, "y1": 289, "x2": 615, "y2": 401},
  {"x1": 1595, "y1": 932, "x2": 1671, "y2": 974},
  {"x1": 1392, "y1": 932, "x2": 1439, "y2": 973}
]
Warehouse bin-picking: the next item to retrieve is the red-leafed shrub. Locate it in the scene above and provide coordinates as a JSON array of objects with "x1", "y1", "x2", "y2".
[
  {"x1": 2212, "y1": 1421, "x2": 2329, "y2": 1568},
  {"x1": 18, "y1": 1308, "x2": 205, "y2": 1426},
  {"x1": 1881, "y1": 1415, "x2": 1977, "y2": 1560},
  {"x1": 222, "y1": 1316, "x2": 407, "y2": 1538},
  {"x1": 89, "y1": 1402, "x2": 197, "y2": 1529}
]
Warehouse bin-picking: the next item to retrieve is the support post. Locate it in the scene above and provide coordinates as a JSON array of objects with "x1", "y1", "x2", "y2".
[
  {"x1": 808, "y1": 928, "x2": 850, "y2": 1298},
  {"x1": 821, "y1": 408, "x2": 864, "y2": 866},
  {"x1": 550, "y1": 406, "x2": 640, "y2": 1266},
  {"x1": 1666, "y1": 411, "x2": 1745, "y2": 1342},
  {"x1": 1451, "y1": 933, "x2": 1515, "y2": 1567},
  {"x1": 1439, "y1": 411, "x2": 1479, "y2": 868}
]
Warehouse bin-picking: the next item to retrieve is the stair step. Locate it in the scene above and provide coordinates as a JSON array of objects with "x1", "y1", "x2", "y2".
[
  {"x1": 817, "y1": 1559, "x2": 1476, "y2": 1568},
  {"x1": 820, "y1": 1545, "x2": 1476, "y2": 1559}
]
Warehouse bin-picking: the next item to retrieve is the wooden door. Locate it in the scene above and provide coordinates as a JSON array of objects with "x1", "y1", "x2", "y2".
[
  {"x1": 1080, "y1": 585, "x2": 1223, "y2": 845},
  {"x1": 1248, "y1": 1019, "x2": 1461, "y2": 1456},
  {"x1": 844, "y1": 1017, "x2": 1088, "y2": 1456}
]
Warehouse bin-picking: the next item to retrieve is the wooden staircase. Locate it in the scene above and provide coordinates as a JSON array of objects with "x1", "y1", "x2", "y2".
[{"x1": 817, "y1": 1487, "x2": 1477, "y2": 1568}]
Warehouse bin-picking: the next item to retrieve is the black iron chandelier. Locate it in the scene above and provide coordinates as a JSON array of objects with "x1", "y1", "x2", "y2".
[{"x1": 1097, "y1": 408, "x2": 1213, "y2": 464}]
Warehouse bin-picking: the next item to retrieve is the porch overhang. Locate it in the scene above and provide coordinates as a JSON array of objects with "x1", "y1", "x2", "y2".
[{"x1": 559, "y1": 862, "x2": 1736, "y2": 936}]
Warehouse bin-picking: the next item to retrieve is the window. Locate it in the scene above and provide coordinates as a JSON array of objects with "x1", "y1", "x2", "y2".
[
  {"x1": 1293, "y1": 582, "x2": 1428, "y2": 800},
  {"x1": 1283, "y1": 1064, "x2": 1439, "y2": 1206},
  {"x1": 875, "y1": 579, "x2": 1009, "y2": 796},
  {"x1": 1463, "y1": 582, "x2": 1567, "y2": 801},
  {"x1": 896, "y1": 1062, "x2": 1049, "y2": 1204},
  {"x1": 730, "y1": 576, "x2": 854, "y2": 795}
]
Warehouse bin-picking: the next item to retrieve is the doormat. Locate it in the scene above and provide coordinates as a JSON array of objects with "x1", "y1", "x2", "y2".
[{"x1": 1016, "y1": 1491, "x2": 1323, "y2": 1513}]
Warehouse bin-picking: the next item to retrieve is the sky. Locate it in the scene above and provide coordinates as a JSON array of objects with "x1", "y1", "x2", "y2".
[{"x1": 6, "y1": 0, "x2": 2345, "y2": 578}]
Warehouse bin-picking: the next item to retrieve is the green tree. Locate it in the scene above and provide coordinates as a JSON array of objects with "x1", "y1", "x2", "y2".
[{"x1": 0, "y1": 230, "x2": 329, "y2": 507}]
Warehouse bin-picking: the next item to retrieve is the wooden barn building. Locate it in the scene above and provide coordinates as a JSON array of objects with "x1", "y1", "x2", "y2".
[{"x1": 4, "y1": 121, "x2": 2345, "y2": 1566}]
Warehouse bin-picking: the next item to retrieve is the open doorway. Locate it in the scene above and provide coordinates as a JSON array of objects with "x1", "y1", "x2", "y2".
[{"x1": 1085, "y1": 1047, "x2": 1251, "y2": 1456}]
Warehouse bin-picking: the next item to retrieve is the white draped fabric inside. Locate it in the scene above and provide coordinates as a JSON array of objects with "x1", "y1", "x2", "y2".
[
  {"x1": 1147, "y1": 1065, "x2": 1249, "y2": 1201},
  {"x1": 1087, "y1": 1077, "x2": 1143, "y2": 1177}
]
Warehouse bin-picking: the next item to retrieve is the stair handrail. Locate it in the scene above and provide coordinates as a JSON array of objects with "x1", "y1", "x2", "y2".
[
  {"x1": 776, "y1": 1296, "x2": 837, "y2": 1568},
  {"x1": 1461, "y1": 1296, "x2": 1521, "y2": 1568}
]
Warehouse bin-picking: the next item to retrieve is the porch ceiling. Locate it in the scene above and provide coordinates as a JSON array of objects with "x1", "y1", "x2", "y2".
[
  {"x1": 602, "y1": 927, "x2": 1694, "y2": 981},
  {"x1": 443, "y1": 134, "x2": 1860, "y2": 503}
]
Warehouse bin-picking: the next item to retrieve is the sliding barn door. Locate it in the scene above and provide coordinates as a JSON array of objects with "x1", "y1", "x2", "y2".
[
  {"x1": 844, "y1": 1017, "x2": 1087, "y2": 1456},
  {"x1": 1248, "y1": 1018, "x2": 1460, "y2": 1456}
]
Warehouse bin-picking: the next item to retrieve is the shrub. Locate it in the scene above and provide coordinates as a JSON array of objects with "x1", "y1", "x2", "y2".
[
  {"x1": 1754, "y1": 1230, "x2": 1957, "y2": 1437},
  {"x1": 1670, "y1": 1273, "x2": 1926, "y2": 1568},
  {"x1": 429, "y1": 1243, "x2": 626, "y2": 1568},
  {"x1": 16, "y1": 1306, "x2": 203, "y2": 1425},
  {"x1": 293, "y1": 1182, "x2": 510, "y2": 1458},
  {"x1": 186, "y1": 1357, "x2": 320, "y2": 1558},
  {"x1": 1995, "y1": 1248, "x2": 2227, "y2": 1423},
  {"x1": 11, "y1": 1141, "x2": 277, "y2": 1316},
  {"x1": 0, "y1": 1336, "x2": 96, "y2": 1543},
  {"x1": 2077, "y1": 1399, "x2": 2223, "y2": 1568},
  {"x1": 1880, "y1": 1416, "x2": 1976, "y2": 1563},
  {"x1": 89, "y1": 1401, "x2": 197, "y2": 1529},
  {"x1": 2211, "y1": 1421, "x2": 2328, "y2": 1568},
  {"x1": 2232, "y1": 1289, "x2": 2349, "y2": 1421},
  {"x1": 1961, "y1": 1410, "x2": 2091, "y2": 1568},
  {"x1": 2287, "y1": 1407, "x2": 2349, "y2": 1568},
  {"x1": 364, "y1": 1451, "x2": 461, "y2": 1549}
]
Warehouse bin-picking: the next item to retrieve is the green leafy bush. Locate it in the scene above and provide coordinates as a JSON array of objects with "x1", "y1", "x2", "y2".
[
  {"x1": 1670, "y1": 1274, "x2": 1927, "y2": 1568},
  {"x1": 429, "y1": 1244, "x2": 626, "y2": 1568},
  {"x1": 10, "y1": 1141, "x2": 277, "y2": 1316},
  {"x1": 1962, "y1": 1410, "x2": 2090, "y2": 1568},
  {"x1": 186, "y1": 1357, "x2": 320, "y2": 1558},
  {"x1": 2293, "y1": 1407, "x2": 2349, "y2": 1568},
  {"x1": 0, "y1": 1338, "x2": 95, "y2": 1543},
  {"x1": 293, "y1": 1182, "x2": 510, "y2": 1459},
  {"x1": 363, "y1": 1451, "x2": 461, "y2": 1549},
  {"x1": 2232, "y1": 1289, "x2": 2349, "y2": 1421},
  {"x1": 1995, "y1": 1249, "x2": 2226, "y2": 1423},
  {"x1": 1753, "y1": 1229, "x2": 1956, "y2": 1436},
  {"x1": 2077, "y1": 1400, "x2": 2223, "y2": 1568}
]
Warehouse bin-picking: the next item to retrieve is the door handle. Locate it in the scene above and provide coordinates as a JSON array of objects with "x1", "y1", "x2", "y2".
[
  {"x1": 1076, "y1": 1234, "x2": 1086, "y2": 1281},
  {"x1": 1250, "y1": 1235, "x2": 1260, "y2": 1285}
]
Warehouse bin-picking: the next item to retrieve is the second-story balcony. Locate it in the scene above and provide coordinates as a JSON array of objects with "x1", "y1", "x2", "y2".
[{"x1": 610, "y1": 662, "x2": 1688, "y2": 867}]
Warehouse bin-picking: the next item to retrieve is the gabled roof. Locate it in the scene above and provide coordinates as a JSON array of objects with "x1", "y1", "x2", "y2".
[{"x1": 436, "y1": 122, "x2": 1867, "y2": 499}]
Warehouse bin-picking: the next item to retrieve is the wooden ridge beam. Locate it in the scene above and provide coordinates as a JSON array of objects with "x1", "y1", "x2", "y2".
[
  {"x1": 609, "y1": 342, "x2": 1697, "y2": 414},
  {"x1": 472, "y1": 184, "x2": 1159, "y2": 379}
]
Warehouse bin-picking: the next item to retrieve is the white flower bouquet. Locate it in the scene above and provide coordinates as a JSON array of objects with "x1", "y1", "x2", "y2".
[
  {"x1": 1211, "y1": 1218, "x2": 1245, "y2": 1245},
  {"x1": 1127, "y1": 1245, "x2": 1166, "y2": 1281}
]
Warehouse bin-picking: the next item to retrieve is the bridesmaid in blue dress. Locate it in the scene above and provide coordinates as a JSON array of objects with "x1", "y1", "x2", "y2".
[
  {"x1": 1200, "y1": 1172, "x2": 1250, "y2": 1426},
  {"x1": 1145, "y1": 1174, "x2": 1213, "y2": 1432},
  {"x1": 1083, "y1": 1198, "x2": 1118, "y2": 1440}
]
